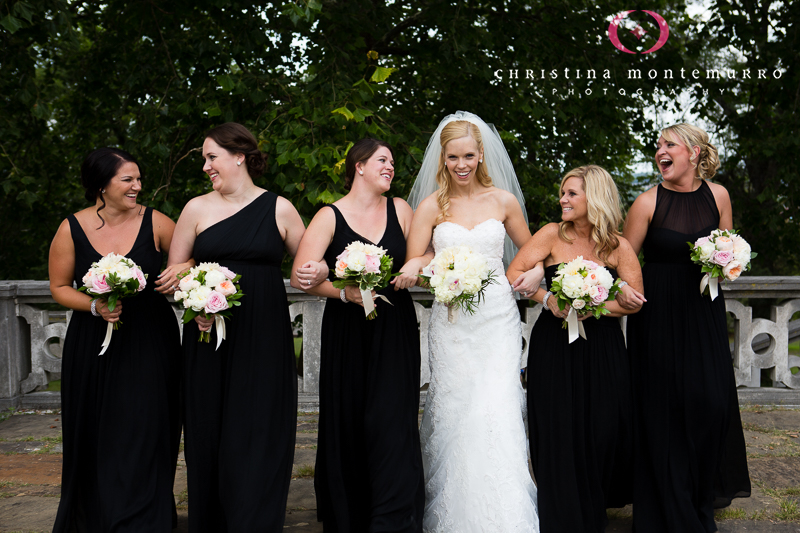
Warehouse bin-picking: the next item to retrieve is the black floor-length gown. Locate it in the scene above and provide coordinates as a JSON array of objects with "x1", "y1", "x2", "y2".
[
  {"x1": 528, "y1": 265, "x2": 633, "y2": 533},
  {"x1": 315, "y1": 198, "x2": 425, "y2": 533},
  {"x1": 627, "y1": 181, "x2": 750, "y2": 533},
  {"x1": 54, "y1": 207, "x2": 181, "y2": 532},
  {"x1": 183, "y1": 192, "x2": 297, "y2": 532}
]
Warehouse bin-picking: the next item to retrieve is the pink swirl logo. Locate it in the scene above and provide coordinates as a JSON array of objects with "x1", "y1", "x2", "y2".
[{"x1": 608, "y1": 10, "x2": 670, "y2": 54}]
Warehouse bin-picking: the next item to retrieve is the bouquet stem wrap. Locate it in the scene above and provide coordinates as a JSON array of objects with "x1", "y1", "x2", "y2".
[
  {"x1": 447, "y1": 306, "x2": 458, "y2": 324},
  {"x1": 566, "y1": 307, "x2": 587, "y2": 344},
  {"x1": 699, "y1": 273, "x2": 720, "y2": 301},
  {"x1": 359, "y1": 289, "x2": 392, "y2": 319}
]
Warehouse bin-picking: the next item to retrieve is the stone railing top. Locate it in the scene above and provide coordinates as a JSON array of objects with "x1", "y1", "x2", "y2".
[{"x1": 3, "y1": 276, "x2": 800, "y2": 302}]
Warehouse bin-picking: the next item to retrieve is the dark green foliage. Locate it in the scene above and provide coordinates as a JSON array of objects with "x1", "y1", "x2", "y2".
[{"x1": 1, "y1": 0, "x2": 797, "y2": 279}]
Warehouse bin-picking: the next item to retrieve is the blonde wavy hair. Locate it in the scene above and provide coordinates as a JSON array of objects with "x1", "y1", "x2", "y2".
[
  {"x1": 558, "y1": 165, "x2": 623, "y2": 262},
  {"x1": 660, "y1": 123, "x2": 720, "y2": 180},
  {"x1": 435, "y1": 121, "x2": 493, "y2": 222}
]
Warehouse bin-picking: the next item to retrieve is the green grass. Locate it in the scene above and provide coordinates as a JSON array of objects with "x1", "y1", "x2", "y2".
[
  {"x1": 715, "y1": 508, "x2": 746, "y2": 519},
  {"x1": 294, "y1": 337, "x2": 302, "y2": 360},
  {"x1": 294, "y1": 464, "x2": 315, "y2": 478}
]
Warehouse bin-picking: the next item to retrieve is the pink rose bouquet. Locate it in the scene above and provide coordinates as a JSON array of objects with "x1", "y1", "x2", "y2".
[
  {"x1": 689, "y1": 229, "x2": 757, "y2": 300},
  {"x1": 549, "y1": 256, "x2": 623, "y2": 343},
  {"x1": 332, "y1": 241, "x2": 396, "y2": 319},
  {"x1": 79, "y1": 252, "x2": 147, "y2": 355},
  {"x1": 174, "y1": 262, "x2": 244, "y2": 348}
]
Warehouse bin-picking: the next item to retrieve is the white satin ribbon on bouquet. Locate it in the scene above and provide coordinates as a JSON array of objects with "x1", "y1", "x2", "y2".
[
  {"x1": 214, "y1": 314, "x2": 227, "y2": 350},
  {"x1": 360, "y1": 289, "x2": 392, "y2": 318},
  {"x1": 99, "y1": 322, "x2": 113, "y2": 356},
  {"x1": 447, "y1": 306, "x2": 458, "y2": 324},
  {"x1": 566, "y1": 307, "x2": 587, "y2": 344},
  {"x1": 699, "y1": 273, "x2": 719, "y2": 300}
]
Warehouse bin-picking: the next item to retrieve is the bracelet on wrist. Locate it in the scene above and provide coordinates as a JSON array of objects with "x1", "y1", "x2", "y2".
[
  {"x1": 340, "y1": 288, "x2": 348, "y2": 303},
  {"x1": 618, "y1": 281, "x2": 628, "y2": 288},
  {"x1": 542, "y1": 291, "x2": 553, "y2": 311},
  {"x1": 90, "y1": 299, "x2": 100, "y2": 317}
]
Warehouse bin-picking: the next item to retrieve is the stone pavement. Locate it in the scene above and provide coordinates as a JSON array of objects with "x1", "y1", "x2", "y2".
[{"x1": 2, "y1": 408, "x2": 800, "y2": 532}]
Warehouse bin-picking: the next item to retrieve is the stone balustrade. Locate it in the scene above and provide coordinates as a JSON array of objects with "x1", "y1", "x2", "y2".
[{"x1": 2, "y1": 278, "x2": 800, "y2": 410}]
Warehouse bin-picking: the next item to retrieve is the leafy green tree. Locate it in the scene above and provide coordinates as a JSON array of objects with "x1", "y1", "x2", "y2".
[{"x1": 1, "y1": 0, "x2": 795, "y2": 279}]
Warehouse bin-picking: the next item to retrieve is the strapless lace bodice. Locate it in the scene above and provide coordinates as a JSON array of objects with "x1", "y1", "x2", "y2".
[{"x1": 432, "y1": 219, "x2": 506, "y2": 274}]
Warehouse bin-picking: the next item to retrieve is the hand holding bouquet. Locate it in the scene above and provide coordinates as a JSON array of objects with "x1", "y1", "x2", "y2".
[
  {"x1": 688, "y1": 229, "x2": 756, "y2": 300},
  {"x1": 332, "y1": 241, "x2": 396, "y2": 319},
  {"x1": 549, "y1": 256, "x2": 622, "y2": 343},
  {"x1": 419, "y1": 245, "x2": 496, "y2": 323},
  {"x1": 79, "y1": 253, "x2": 147, "y2": 355},
  {"x1": 174, "y1": 262, "x2": 244, "y2": 349}
]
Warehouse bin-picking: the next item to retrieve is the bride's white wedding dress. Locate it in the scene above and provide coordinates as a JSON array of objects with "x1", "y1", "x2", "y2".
[{"x1": 421, "y1": 219, "x2": 539, "y2": 532}]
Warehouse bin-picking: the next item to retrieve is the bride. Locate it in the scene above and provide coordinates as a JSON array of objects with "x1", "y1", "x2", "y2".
[{"x1": 395, "y1": 111, "x2": 541, "y2": 532}]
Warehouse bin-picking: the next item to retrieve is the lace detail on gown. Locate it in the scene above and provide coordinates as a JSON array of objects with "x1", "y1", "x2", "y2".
[{"x1": 421, "y1": 219, "x2": 539, "y2": 532}]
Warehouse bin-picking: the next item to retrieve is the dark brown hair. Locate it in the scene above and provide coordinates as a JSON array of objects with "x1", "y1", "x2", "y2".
[
  {"x1": 205, "y1": 122, "x2": 268, "y2": 178},
  {"x1": 81, "y1": 147, "x2": 140, "y2": 228},
  {"x1": 344, "y1": 138, "x2": 394, "y2": 190}
]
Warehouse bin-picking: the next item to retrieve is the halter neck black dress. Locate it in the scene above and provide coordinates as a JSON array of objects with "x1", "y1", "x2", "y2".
[
  {"x1": 182, "y1": 191, "x2": 297, "y2": 532},
  {"x1": 315, "y1": 198, "x2": 425, "y2": 533},
  {"x1": 528, "y1": 265, "x2": 633, "y2": 532},
  {"x1": 626, "y1": 181, "x2": 750, "y2": 533},
  {"x1": 54, "y1": 207, "x2": 182, "y2": 532}
]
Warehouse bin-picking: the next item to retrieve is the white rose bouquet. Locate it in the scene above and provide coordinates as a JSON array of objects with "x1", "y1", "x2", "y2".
[
  {"x1": 689, "y1": 229, "x2": 756, "y2": 300},
  {"x1": 549, "y1": 256, "x2": 623, "y2": 343},
  {"x1": 419, "y1": 245, "x2": 496, "y2": 323},
  {"x1": 174, "y1": 262, "x2": 244, "y2": 348},
  {"x1": 79, "y1": 252, "x2": 148, "y2": 355},
  {"x1": 332, "y1": 241, "x2": 396, "y2": 319}
]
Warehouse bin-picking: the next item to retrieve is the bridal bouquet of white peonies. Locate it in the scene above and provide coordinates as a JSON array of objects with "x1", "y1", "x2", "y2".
[
  {"x1": 419, "y1": 245, "x2": 496, "y2": 323},
  {"x1": 688, "y1": 229, "x2": 756, "y2": 300},
  {"x1": 332, "y1": 241, "x2": 396, "y2": 319},
  {"x1": 79, "y1": 253, "x2": 147, "y2": 355},
  {"x1": 174, "y1": 262, "x2": 244, "y2": 348},
  {"x1": 549, "y1": 256, "x2": 623, "y2": 343}
]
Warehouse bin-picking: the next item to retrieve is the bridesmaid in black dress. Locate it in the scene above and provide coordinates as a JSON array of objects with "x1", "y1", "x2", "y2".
[
  {"x1": 623, "y1": 123, "x2": 750, "y2": 532},
  {"x1": 507, "y1": 165, "x2": 643, "y2": 532},
  {"x1": 291, "y1": 138, "x2": 425, "y2": 532},
  {"x1": 168, "y1": 123, "x2": 325, "y2": 532},
  {"x1": 50, "y1": 148, "x2": 186, "y2": 531}
]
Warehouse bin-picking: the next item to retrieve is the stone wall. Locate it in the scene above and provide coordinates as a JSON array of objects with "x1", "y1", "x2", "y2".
[{"x1": 2, "y1": 277, "x2": 800, "y2": 410}]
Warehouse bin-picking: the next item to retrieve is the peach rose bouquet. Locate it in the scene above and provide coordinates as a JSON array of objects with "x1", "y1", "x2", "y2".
[
  {"x1": 549, "y1": 256, "x2": 623, "y2": 343},
  {"x1": 79, "y1": 253, "x2": 147, "y2": 355},
  {"x1": 174, "y1": 262, "x2": 244, "y2": 348},
  {"x1": 689, "y1": 229, "x2": 756, "y2": 300},
  {"x1": 332, "y1": 241, "x2": 396, "y2": 319}
]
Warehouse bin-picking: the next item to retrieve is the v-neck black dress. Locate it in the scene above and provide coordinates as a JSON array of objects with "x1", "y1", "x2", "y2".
[
  {"x1": 54, "y1": 207, "x2": 182, "y2": 532},
  {"x1": 182, "y1": 192, "x2": 297, "y2": 532},
  {"x1": 315, "y1": 199, "x2": 425, "y2": 533}
]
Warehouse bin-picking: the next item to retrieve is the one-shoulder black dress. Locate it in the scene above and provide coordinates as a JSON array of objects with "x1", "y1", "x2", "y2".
[
  {"x1": 528, "y1": 265, "x2": 633, "y2": 533},
  {"x1": 54, "y1": 207, "x2": 182, "y2": 532},
  {"x1": 626, "y1": 181, "x2": 750, "y2": 533},
  {"x1": 315, "y1": 198, "x2": 425, "y2": 533},
  {"x1": 182, "y1": 192, "x2": 297, "y2": 532}
]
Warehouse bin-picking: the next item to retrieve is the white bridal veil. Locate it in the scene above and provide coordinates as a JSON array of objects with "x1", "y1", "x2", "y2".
[{"x1": 407, "y1": 110, "x2": 528, "y2": 269}]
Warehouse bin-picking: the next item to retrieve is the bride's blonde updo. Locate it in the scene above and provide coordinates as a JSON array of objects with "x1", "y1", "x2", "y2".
[
  {"x1": 660, "y1": 123, "x2": 720, "y2": 180},
  {"x1": 435, "y1": 121, "x2": 493, "y2": 222}
]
